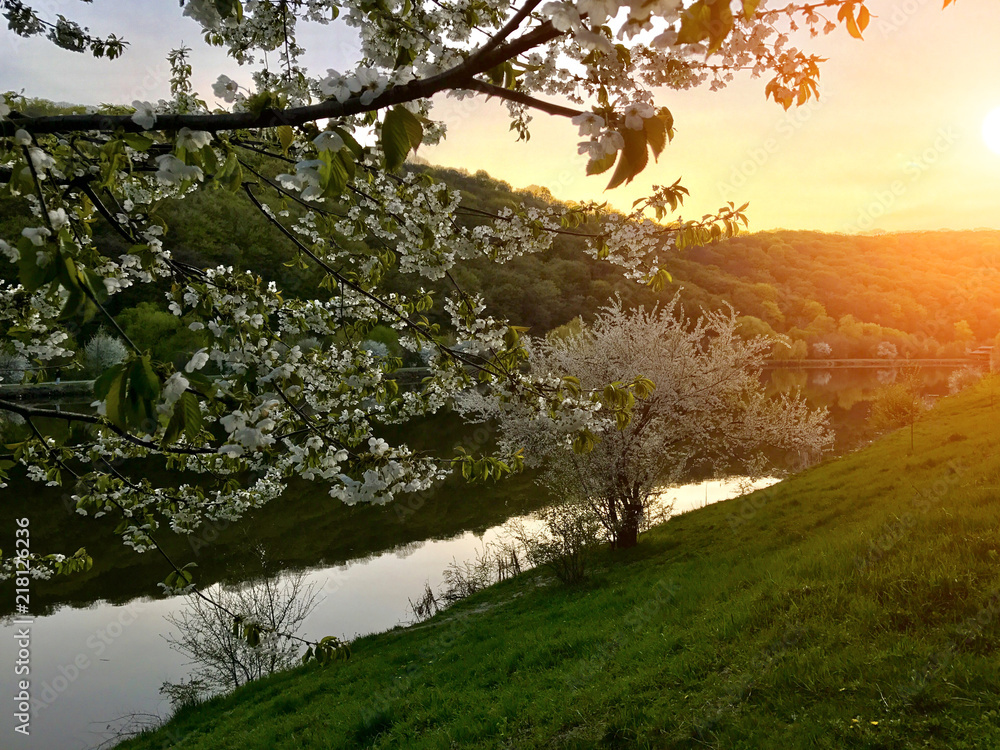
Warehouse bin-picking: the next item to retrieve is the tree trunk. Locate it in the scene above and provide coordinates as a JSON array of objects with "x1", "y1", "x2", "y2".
[{"x1": 615, "y1": 502, "x2": 642, "y2": 549}]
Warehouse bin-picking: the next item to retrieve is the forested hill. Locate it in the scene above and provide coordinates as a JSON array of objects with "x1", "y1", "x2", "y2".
[
  {"x1": 3, "y1": 157, "x2": 999, "y2": 361},
  {"x1": 416, "y1": 168, "x2": 1000, "y2": 359}
]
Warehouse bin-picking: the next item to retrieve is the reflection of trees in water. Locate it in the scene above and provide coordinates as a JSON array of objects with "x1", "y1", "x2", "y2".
[
  {"x1": 812, "y1": 370, "x2": 832, "y2": 386},
  {"x1": 161, "y1": 570, "x2": 319, "y2": 706},
  {"x1": 876, "y1": 369, "x2": 898, "y2": 385},
  {"x1": 768, "y1": 366, "x2": 967, "y2": 450}
]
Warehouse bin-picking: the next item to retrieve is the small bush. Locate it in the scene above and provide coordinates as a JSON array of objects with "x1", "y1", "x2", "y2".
[
  {"x1": 948, "y1": 367, "x2": 983, "y2": 394},
  {"x1": 82, "y1": 329, "x2": 128, "y2": 377},
  {"x1": 0, "y1": 351, "x2": 28, "y2": 385},
  {"x1": 359, "y1": 340, "x2": 391, "y2": 359},
  {"x1": 510, "y1": 501, "x2": 604, "y2": 585}
]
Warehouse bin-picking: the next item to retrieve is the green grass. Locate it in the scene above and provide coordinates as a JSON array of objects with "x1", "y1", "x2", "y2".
[{"x1": 121, "y1": 378, "x2": 1000, "y2": 749}]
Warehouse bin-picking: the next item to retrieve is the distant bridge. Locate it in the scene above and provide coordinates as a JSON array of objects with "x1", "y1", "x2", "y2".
[
  {"x1": 0, "y1": 359, "x2": 990, "y2": 405},
  {"x1": 763, "y1": 358, "x2": 989, "y2": 370}
]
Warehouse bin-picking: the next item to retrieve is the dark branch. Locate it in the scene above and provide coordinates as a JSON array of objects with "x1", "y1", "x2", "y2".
[
  {"x1": 464, "y1": 0, "x2": 546, "y2": 70},
  {"x1": 1, "y1": 22, "x2": 563, "y2": 137},
  {"x1": 465, "y1": 79, "x2": 584, "y2": 119},
  {"x1": 0, "y1": 399, "x2": 216, "y2": 456}
]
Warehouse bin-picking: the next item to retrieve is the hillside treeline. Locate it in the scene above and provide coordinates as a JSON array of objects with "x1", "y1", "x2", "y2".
[{"x1": 3, "y1": 152, "x2": 999, "y2": 366}]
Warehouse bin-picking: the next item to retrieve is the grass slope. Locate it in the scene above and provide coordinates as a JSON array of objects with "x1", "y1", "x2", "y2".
[{"x1": 122, "y1": 379, "x2": 1000, "y2": 750}]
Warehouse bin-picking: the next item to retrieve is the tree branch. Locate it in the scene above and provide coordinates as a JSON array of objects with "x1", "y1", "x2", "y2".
[
  {"x1": 0, "y1": 399, "x2": 216, "y2": 456},
  {"x1": 464, "y1": 0, "x2": 546, "y2": 71},
  {"x1": 1, "y1": 22, "x2": 563, "y2": 137},
  {"x1": 464, "y1": 79, "x2": 584, "y2": 119}
]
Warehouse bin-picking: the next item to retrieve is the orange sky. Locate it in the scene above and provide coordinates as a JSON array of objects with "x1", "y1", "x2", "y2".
[
  {"x1": 4, "y1": 1, "x2": 1000, "y2": 232},
  {"x1": 423, "y1": 1, "x2": 1000, "y2": 232}
]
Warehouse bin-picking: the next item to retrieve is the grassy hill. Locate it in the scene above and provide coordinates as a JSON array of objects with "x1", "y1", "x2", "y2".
[{"x1": 121, "y1": 377, "x2": 1000, "y2": 749}]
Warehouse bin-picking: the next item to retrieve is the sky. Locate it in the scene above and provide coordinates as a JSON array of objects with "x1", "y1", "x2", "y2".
[{"x1": 3, "y1": 0, "x2": 1000, "y2": 233}]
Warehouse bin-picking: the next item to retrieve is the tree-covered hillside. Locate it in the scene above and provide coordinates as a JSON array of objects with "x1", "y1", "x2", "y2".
[{"x1": 3, "y1": 155, "x2": 998, "y2": 368}]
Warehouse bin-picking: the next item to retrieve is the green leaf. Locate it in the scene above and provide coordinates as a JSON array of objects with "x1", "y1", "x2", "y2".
[
  {"x1": 93, "y1": 364, "x2": 125, "y2": 399},
  {"x1": 122, "y1": 133, "x2": 153, "y2": 152},
  {"x1": 676, "y1": 1, "x2": 712, "y2": 45},
  {"x1": 105, "y1": 369, "x2": 128, "y2": 429},
  {"x1": 587, "y1": 151, "x2": 617, "y2": 176},
  {"x1": 132, "y1": 355, "x2": 161, "y2": 401},
  {"x1": 606, "y1": 129, "x2": 648, "y2": 190},
  {"x1": 277, "y1": 125, "x2": 295, "y2": 156},
  {"x1": 321, "y1": 150, "x2": 351, "y2": 198},
  {"x1": 742, "y1": 0, "x2": 761, "y2": 21},
  {"x1": 181, "y1": 391, "x2": 203, "y2": 441},
  {"x1": 643, "y1": 116, "x2": 667, "y2": 159},
  {"x1": 17, "y1": 239, "x2": 57, "y2": 292},
  {"x1": 162, "y1": 402, "x2": 185, "y2": 447},
  {"x1": 332, "y1": 127, "x2": 363, "y2": 159},
  {"x1": 381, "y1": 106, "x2": 423, "y2": 171}
]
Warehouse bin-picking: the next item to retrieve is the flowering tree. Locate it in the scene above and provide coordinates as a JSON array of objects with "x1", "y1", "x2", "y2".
[
  {"x1": 0, "y1": 0, "x2": 915, "y2": 603},
  {"x1": 812, "y1": 341, "x2": 832, "y2": 358},
  {"x1": 457, "y1": 298, "x2": 831, "y2": 548}
]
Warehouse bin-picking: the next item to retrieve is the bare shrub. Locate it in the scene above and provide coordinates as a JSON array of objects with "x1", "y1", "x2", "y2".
[
  {"x1": 440, "y1": 539, "x2": 522, "y2": 605},
  {"x1": 509, "y1": 501, "x2": 604, "y2": 584},
  {"x1": 408, "y1": 581, "x2": 439, "y2": 622}
]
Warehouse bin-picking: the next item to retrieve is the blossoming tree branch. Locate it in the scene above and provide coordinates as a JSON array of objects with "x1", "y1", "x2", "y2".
[{"x1": 0, "y1": 0, "x2": 893, "y2": 597}]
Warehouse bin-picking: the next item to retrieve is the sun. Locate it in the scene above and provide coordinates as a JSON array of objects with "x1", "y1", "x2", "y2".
[{"x1": 983, "y1": 107, "x2": 1000, "y2": 155}]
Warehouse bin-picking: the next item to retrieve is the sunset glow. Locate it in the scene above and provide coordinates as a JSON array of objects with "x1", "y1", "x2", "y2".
[{"x1": 983, "y1": 106, "x2": 1000, "y2": 155}]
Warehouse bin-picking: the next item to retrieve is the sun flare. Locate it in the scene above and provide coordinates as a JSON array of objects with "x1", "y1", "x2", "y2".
[{"x1": 983, "y1": 107, "x2": 1000, "y2": 155}]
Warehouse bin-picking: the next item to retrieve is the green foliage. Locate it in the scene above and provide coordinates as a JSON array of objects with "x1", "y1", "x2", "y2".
[
  {"x1": 116, "y1": 302, "x2": 206, "y2": 368},
  {"x1": 3, "y1": 162, "x2": 996, "y2": 370},
  {"x1": 381, "y1": 106, "x2": 424, "y2": 171},
  {"x1": 93, "y1": 353, "x2": 161, "y2": 433}
]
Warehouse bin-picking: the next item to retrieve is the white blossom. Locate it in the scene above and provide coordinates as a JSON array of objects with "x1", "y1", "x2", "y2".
[
  {"x1": 176, "y1": 128, "x2": 212, "y2": 151},
  {"x1": 155, "y1": 154, "x2": 205, "y2": 185},
  {"x1": 313, "y1": 131, "x2": 345, "y2": 152},
  {"x1": 212, "y1": 74, "x2": 240, "y2": 102},
  {"x1": 47, "y1": 208, "x2": 69, "y2": 230},
  {"x1": 622, "y1": 101, "x2": 655, "y2": 130},
  {"x1": 131, "y1": 100, "x2": 156, "y2": 130},
  {"x1": 185, "y1": 349, "x2": 210, "y2": 373},
  {"x1": 22, "y1": 227, "x2": 51, "y2": 246},
  {"x1": 572, "y1": 112, "x2": 606, "y2": 137}
]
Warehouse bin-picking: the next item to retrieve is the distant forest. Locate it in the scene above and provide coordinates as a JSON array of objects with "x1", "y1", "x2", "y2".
[{"x1": 3, "y1": 149, "x2": 999, "y2": 368}]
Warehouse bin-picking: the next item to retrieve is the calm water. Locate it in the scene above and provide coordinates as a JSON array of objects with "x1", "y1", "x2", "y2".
[{"x1": 0, "y1": 365, "x2": 970, "y2": 748}]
